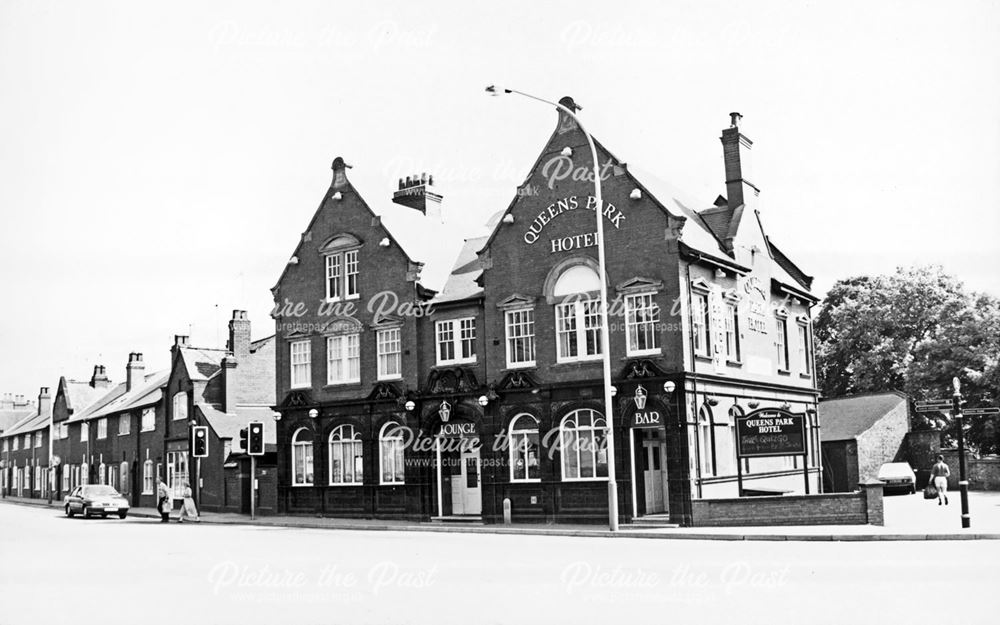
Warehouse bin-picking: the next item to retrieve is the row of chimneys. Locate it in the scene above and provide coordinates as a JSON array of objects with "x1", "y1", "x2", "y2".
[{"x1": 0, "y1": 393, "x2": 33, "y2": 408}]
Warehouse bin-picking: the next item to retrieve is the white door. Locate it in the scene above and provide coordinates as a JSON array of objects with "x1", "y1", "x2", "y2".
[
  {"x1": 450, "y1": 445, "x2": 482, "y2": 515},
  {"x1": 641, "y1": 432, "x2": 668, "y2": 514}
]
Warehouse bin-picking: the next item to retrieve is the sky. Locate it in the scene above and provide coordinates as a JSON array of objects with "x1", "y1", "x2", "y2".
[{"x1": 1, "y1": 0, "x2": 998, "y2": 399}]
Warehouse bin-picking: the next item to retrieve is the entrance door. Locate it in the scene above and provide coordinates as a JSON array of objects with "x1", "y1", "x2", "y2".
[
  {"x1": 641, "y1": 430, "x2": 669, "y2": 514},
  {"x1": 450, "y1": 444, "x2": 482, "y2": 515}
]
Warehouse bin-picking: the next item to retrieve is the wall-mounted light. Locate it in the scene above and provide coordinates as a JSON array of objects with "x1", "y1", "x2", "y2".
[
  {"x1": 780, "y1": 401, "x2": 791, "y2": 411},
  {"x1": 629, "y1": 188, "x2": 642, "y2": 200},
  {"x1": 502, "y1": 214, "x2": 515, "y2": 224},
  {"x1": 663, "y1": 380, "x2": 676, "y2": 395},
  {"x1": 478, "y1": 395, "x2": 489, "y2": 407},
  {"x1": 308, "y1": 408, "x2": 319, "y2": 419},
  {"x1": 439, "y1": 400, "x2": 451, "y2": 423},
  {"x1": 634, "y1": 386, "x2": 647, "y2": 410},
  {"x1": 560, "y1": 146, "x2": 573, "y2": 157},
  {"x1": 332, "y1": 191, "x2": 342, "y2": 201},
  {"x1": 610, "y1": 385, "x2": 617, "y2": 397},
  {"x1": 404, "y1": 400, "x2": 415, "y2": 412},
  {"x1": 379, "y1": 237, "x2": 390, "y2": 247},
  {"x1": 273, "y1": 412, "x2": 282, "y2": 422},
  {"x1": 707, "y1": 397, "x2": 720, "y2": 407},
  {"x1": 747, "y1": 400, "x2": 760, "y2": 409}
]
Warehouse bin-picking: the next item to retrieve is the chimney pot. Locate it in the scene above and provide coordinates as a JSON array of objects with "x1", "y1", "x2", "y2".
[{"x1": 729, "y1": 111, "x2": 742, "y2": 128}]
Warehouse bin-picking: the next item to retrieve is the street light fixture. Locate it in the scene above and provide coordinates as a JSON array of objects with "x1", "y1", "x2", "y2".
[{"x1": 486, "y1": 85, "x2": 620, "y2": 531}]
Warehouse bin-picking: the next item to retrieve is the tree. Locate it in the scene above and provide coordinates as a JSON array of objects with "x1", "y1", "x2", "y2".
[{"x1": 815, "y1": 266, "x2": 1000, "y2": 453}]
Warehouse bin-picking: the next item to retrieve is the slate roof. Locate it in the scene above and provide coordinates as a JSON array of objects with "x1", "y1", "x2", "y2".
[
  {"x1": 178, "y1": 347, "x2": 229, "y2": 382},
  {"x1": 0, "y1": 408, "x2": 35, "y2": 434},
  {"x1": 820, "y1": 392, "x2": 909, "y2": 442},
  {"x1": 65, "y1": 382, "x2": 127, "y2": 424},
  {"x1": 88, "y1": 370, "x2": 169, "y2": 419},
  {"x1": 431, "y1": 237, "x2": 487, "y2": 304},
  {"x1": 62, "y1": 380, "x2": 110, "y2": 417}
]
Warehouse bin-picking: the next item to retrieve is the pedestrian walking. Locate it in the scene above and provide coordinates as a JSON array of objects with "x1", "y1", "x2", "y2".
[
  {"x1": 177, "y1": 481, "x2": 200, "y2": 523},
  {"x1": 156, "y1": 478, "x2": 172, "y2": 522},
  {"x1": 930, "y1": 455, "x2": 950, "y2": 505}
]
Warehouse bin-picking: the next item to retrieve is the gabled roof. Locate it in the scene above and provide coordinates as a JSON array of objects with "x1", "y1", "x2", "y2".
[
  {"x1": 430, "y1": 237, "x2": 487, "y2": 304},
  {"x1": 178, "y1": 346, "x2": 229, "y2": 382},
  {"x1": 65, "y1": 382, "x2": 127, "y2": 424},
  {"x1": 1, "y1": 410, "x2": 48, "y2": 438},
  {"x1": 820, "y1": 391, "x2": 909, "y2": 442},
  {"x1": 88, "y1": 370, "x2": 169, "y2": 419},
  {"x1": 0, "y1": 407, "x2": 35, "y2": 434},
  {"x1": 61, "y1": 379, "x2": 110, "y2": 416},
  {"x1": 198, "y1": 403, "x2": 278, "y2": 445}
]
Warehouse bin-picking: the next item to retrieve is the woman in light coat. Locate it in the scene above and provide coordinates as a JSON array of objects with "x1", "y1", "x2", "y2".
[{"x1": 178, "y1": 480, "x2": 200, "y2": 523}]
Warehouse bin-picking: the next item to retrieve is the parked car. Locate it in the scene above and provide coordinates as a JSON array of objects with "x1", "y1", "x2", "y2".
[
  {"x1": 64, "y1": 485, "x2": 130, "y2": 519},
  {"x1": 877, "y1": 462, "x2": 917, "y2": 494}
]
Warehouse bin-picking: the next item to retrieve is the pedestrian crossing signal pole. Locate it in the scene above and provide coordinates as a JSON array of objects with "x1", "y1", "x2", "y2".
[{"x1": 952, "y1": 378, "x2": 971, "y2": 529}]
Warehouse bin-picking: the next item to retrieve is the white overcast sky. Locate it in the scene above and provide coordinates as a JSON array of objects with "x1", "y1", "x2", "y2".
[{"x1": 1, "y1": 0, "x2": 998, "y2": 398}]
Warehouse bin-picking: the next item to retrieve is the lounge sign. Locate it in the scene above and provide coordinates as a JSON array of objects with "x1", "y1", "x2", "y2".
[
  {"x1": 736, "y1": 409, "x2": 805, "y2": 457},
  {"x1": 437, "y1": 421, "x2": 478, "y2": 438}
]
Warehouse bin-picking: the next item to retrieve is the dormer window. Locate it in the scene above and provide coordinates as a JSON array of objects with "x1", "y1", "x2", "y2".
[{"x1": 321, "y1": 234, "x2": 361, "y2": 301}]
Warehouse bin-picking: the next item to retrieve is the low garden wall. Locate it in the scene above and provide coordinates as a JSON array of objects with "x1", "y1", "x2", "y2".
[{"x1": 691, "y1": 481, "x2": 884, "y2": 526}]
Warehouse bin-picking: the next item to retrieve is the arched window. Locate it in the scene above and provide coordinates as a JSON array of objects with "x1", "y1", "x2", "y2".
[
  {"x1": 509, "y1": 414, "x2": 540, "y2": 482},
  {"x1": 698, "y1": 406, "x2": 714, "y2": 477},
  {"x1": 379, "y1": 422, "x2": 405, "y2": 485},
  {"x1": 712, "y1": 406, "x2": 739, "y2": 476},
  {"x1": 172, "y1": 392, "x2": 188, "y2": 422},
  {"x1": 291, "y1": 428, "x2": 314, "y2": 486},
  {"x1": 551, "y1": 264, "x2": 603, "y2": 363},
  {"x1": 559, "y1": 409, "x2": 608, "y2": 481},
  {"x1": 328, "y1": 425, "x2": 363, "y2": 485}
]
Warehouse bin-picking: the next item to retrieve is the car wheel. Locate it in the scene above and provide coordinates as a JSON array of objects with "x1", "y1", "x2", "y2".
[
  {"x1": 100, "y1": 512, "x2": 108, "y2": 519},
  {"x1": 66, "y1": 505, "x2": 75, "y2": 518},
  {"x1": 82, "y1": 506, "x2": 89, "y2": 518},
  {"x1": 118, "y1": 511, "x2": 128, "y2": 519}
]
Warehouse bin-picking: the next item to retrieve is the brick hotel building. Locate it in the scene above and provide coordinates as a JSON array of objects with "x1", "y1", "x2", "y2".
[{"x1": 272, "y1": 100, "x2": 820, "y2": 525}]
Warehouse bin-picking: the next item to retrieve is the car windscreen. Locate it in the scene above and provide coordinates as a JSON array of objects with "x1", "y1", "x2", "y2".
[{"x1": 83, "y1": 486, "x2": 119, "y2": 497}]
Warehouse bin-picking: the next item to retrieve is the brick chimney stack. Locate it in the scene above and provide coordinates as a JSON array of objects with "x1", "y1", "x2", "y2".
[
  {"x1": 90, "y1": 365, "x2": 110, "y2": 389},
  {"x1": 37, "y1": 387, "x2": 51, "y2": 417},
  {"x1": 392, "y1": 171, "x2": 443, "y2": 220},
  {"x1": 720, "y1": 112, "x2": 759, "y2": 211},
  {"x1": 126, "y1": 352, "x2": 145, "y2": 392},
  {"x1": 227, "y1": 310, "x2": 251, "y2": 362}
]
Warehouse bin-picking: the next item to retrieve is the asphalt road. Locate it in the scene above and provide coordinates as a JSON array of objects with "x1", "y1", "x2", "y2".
[{"x1": 1, "y1": 502, "x2": 996, "y2": 625}]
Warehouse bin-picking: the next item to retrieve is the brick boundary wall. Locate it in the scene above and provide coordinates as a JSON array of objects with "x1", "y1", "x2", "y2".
[{"x1": 691, "y1": 481, "x2": 884, "y2": 527}]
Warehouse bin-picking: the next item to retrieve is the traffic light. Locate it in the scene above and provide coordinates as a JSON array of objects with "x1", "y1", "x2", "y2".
[
  {"x1": 248, "y1": 421, "x2": 264, "y2": 456},
  {"x1": 192, "y1": 426, "x2": 208, "y2": 458},
  {"x1": 238, "y1": 427, "x2": 248, "y2": 452}
]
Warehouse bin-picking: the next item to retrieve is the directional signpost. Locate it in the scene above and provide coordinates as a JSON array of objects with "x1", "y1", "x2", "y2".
[{"x1": 915, "y1": 379, "x2": 999, "y2": 529}]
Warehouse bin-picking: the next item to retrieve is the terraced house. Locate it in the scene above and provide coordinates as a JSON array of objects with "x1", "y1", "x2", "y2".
[
  {"x1": 0, "y1": 389, "x2": 51, "y2": 499},
  {"x1": 272, "y1": 102, "x2": 822, "y2": 525}
]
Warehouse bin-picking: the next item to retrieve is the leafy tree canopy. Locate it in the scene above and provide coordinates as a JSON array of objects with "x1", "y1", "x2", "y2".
[{"x1": 815, "y1": 266, "x2": 1000, "y2": 453}]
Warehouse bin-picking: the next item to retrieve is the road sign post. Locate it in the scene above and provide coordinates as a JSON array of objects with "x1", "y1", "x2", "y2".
[{"x1": 952, "y1": 378, "x2": 971, "y2": 529}]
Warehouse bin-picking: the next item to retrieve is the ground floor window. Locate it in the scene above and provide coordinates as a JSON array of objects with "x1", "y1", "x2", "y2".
[
  {"x1": 81, "y1": 463, "x2": 89, "y2": 486},
  {"x1": 379, "y1": 422, "x2": 405, "y2": 485},
  {"x1": 329, "y1": 425, "x2": 363, "y2": 485},
  {"x1": 120, "y1": 462, "x2": 129, "y2": 495},
  {"x1": 291, "y1": 428, "x2": 314, "y2": 486},
  {"x1": 166, "y1": 451, "x2": 188, "y2": 498},
  {"x1": 559, "y1": 409, "x2": 608, "y2": 480},
  {"x1": 509, "y1": 414, "x2": 540, "y2": 482},
  {"x1": 143, "y1": 460, "x2": 154, "y2": 494},
  {"x1": 98, "y1": 462, "x2": 106, "y2": 485}
]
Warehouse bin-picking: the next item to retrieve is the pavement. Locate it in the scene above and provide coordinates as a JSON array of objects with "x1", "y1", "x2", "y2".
[
  {"x1": 3, "y1": 490, "x2": 1000, "y2": 541},
  {"x1": 1, "y1": 502, "x2": 998, "y2": 625}
]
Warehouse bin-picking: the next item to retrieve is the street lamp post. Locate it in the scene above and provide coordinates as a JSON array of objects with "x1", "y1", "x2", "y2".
[
  {"x1": 486, "y1": 86, "x2": 620, "y2": 531},
  {"x1": 952, "y1": 377, "x2": 971, "y2": 529}
]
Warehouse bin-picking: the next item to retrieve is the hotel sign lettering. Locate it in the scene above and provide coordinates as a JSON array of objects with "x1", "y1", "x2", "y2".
[
  {"x1": 522, "y1": 195, "x2": 625, "y2": 246},
  {"x1": 736, "y1": 409, "x2": 806, "y2": 457}
]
